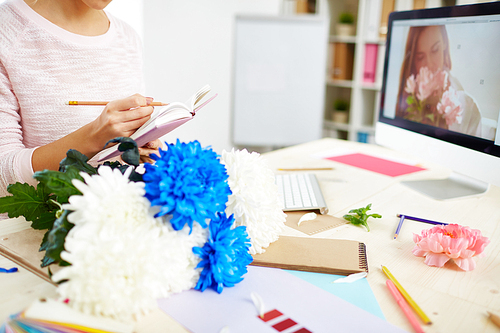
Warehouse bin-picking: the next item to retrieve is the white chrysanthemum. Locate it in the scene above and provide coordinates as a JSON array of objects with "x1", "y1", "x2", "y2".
[
  {"x1": 221, "y1": 149, "x2": 286, "y2": 254},
  {"x1": 54, "y1": 166, "x2": 207, "y2": 321},
  {"x1": 64, "y1": 166, "x2": 153, "y2": 229}
]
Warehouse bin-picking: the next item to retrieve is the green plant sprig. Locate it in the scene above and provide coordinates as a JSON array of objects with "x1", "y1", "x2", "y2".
[{"x1": 343, "y1": 203, "x2": 381, "y2": 231}]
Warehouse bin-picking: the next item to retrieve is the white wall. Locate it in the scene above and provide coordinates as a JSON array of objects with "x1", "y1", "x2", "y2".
[
  {"x1": 143, "y1": 0, "x2": 281, "y2": 153},
  {"x1": 106, "y1": 0, "x2": 144, "y2": 39}
]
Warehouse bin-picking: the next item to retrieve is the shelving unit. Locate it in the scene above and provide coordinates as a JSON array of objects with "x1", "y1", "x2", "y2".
[{"x1": 323, "y1": 0, "x2": 387, "y2": 143}]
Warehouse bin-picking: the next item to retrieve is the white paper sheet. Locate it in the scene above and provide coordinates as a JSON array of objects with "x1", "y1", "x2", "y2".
[{"x1": 157, "y1": 266, "x2": 406, "y2": 333}]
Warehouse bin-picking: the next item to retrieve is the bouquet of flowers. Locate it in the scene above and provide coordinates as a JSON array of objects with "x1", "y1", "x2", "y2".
[
  {"x1": 0, "y1": 138, "x2": 286, "y2": 321},
  {"x1": 404, "y1": 66, "x2": 463, "y2": 128}
]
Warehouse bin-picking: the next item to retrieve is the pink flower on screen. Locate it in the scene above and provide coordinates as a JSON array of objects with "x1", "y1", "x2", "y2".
[
  {"x1": 405, "y1": 74, "x2": 416, "y2": 94},
  {"x1": 437, "y1": 87, "x2": 463, "y2": 125},
  {"x1": 412, "y1": 224, "x2": 490, "y2": 271},
  {"x1": 415, "y1": 67, "x2": 448, "y2": 101}
]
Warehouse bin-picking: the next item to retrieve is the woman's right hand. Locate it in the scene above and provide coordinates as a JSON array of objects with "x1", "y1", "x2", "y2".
[{"x1": 89, "y1": 94, "x2": 154, "y2": 153}]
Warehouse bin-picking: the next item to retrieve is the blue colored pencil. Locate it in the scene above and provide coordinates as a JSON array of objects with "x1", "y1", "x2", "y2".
[
  {"x1": 396, "y1": 214, "x2": 449, "y2": 226},
  {"x1": 393, "y1": 214, "x2": 406, "y2": 239}
]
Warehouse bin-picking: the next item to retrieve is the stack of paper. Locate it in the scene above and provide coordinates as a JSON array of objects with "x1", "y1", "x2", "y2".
[{"x1": 1, "y1": 299, "x2": 132, "y2": 333}]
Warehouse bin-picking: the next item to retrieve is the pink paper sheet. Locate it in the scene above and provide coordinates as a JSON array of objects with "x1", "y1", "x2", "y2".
[{"x1": 326, "y1": 153, "x2": 425, "y2": 177}]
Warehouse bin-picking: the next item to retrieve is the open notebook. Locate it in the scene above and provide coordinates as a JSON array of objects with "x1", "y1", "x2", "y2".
[{"x1": 97, "y1": 85, "x2": 216, "y2": 161}]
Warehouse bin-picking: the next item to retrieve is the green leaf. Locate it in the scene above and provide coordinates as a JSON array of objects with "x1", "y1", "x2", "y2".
[
  {"x1": 0, "y1": 182, "x2": 55, "y2": 222},
  {"x1": 406, "y1": 95, "x2": 415, "y2": 106},
  {"x1": 31, "y1": 211, "x2": 58, "y2": 230},
  {"x1": 59, "y1": 149, "x2": 97, "y2": 175},
  {"x1": 343, "y1": 215, "x2": 364, "y2": 226},
  {"x1": 343, "y1": 203, "x2": 380, "y2": 232},
  {"x1": 39, "y1": 230, "x2": 51, "y2": 252},
  {"x1": 43, "y1": 210, "x2": 74, "y2": 267},
  {"x1": 33, "y1": 168, "x2": 82, "y2": 203},
  {"x1": 105, "y1": 137, "x2": 140, "y2": 167},
  {"x1": 41, "y1": 254, "x2": 56, "y2": 268}
]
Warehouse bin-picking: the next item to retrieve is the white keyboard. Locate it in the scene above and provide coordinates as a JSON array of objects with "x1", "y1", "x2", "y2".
[{"x1": 275, "y1": 173, "x2": 328, "y2": 214}]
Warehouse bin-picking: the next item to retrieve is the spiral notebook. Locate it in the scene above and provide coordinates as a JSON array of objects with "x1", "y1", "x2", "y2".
[{"x1": 251, "y1": 236, "x2": 368, "y2": 276}]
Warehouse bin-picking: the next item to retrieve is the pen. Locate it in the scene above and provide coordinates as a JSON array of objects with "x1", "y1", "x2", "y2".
[
  {"x1": 386, "y1": 280, "x2": 424, "y2": 333},
  {"x1": 381, "y1": 266, "x2": 432, "y2": 325},
  {"x1": 394, "y1": 214, "x2": 405, "y2": 239},
  {"x1": 67, "y1": 101, "x2": 168, "y2": 106},
  {"x1": 396, "y1": 214, "x2": 448, "y2": 226}
]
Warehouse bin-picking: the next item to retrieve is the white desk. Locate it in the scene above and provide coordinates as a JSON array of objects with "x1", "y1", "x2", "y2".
[{"x1": 1, "y1": 138, "x2": 499, "y2": 332}]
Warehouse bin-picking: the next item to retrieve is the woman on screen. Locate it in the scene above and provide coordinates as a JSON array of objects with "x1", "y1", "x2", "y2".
[{"x1": 396, "y1": 25, "x2": 482, "y2": 137}]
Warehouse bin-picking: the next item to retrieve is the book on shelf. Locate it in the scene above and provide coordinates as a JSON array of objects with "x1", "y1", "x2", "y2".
[
  {"x1": 364, "y1": 0, "x2": 383, "y2": 41},
  {"x1": 97, "y1": 85, "x2": 216, "y2": 162},
  {"x1": 295, "y1": 0, "x2": 316, "y2": 14},
  {"x1": 376, "y1": 44, "x2": 386, "y2": 86},
  {"x1": 363, "y1": 44, "x2": 379, "y2": 84},
  {"x1": 379, "y1": 0, "x2": 395, "y2": 38},
  {"x1": 413, "y1": 0, "x2": 426, "y2": 9},
  {"x1": 332, "y1": 42, "x2": 355, "y2": 81}
]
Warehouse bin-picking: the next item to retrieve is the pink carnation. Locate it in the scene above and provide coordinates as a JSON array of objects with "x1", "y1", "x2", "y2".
[
  {"x1": 412, "y1": 224, "x2": 489, "y2": 271},
  {"x1": 415, "y1": 67, "x2": 448, "y2": 101},
  {"x1": 437, "y1": 87, "x2": 463, "y2": 125},
  {"x1": 405, "y1": 74, "x2": 416, "y2": 95}
]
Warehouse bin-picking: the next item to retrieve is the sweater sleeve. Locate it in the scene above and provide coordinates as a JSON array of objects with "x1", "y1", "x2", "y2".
[{"x1": 0, "y1": 59, "x2": 38, "y2": 197}]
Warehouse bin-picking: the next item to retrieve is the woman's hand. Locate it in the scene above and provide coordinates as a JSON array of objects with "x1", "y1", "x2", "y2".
[
  {"x1": 138, "y1": 139, "x2": 162, "y2": 164},
  {"x1": 32, "y1": 94, "x2": 157, "y2": 172},
  {"x1": 89, "y1": 94, "x2": 154, "y2": 153}
]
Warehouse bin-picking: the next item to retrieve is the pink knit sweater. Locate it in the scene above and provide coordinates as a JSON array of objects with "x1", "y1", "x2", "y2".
[{"x1": 0, "y1": 0, "x2": 145, "y2": 197}]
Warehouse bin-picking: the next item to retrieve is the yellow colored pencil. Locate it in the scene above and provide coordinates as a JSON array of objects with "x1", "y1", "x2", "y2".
[
  {"x1": 277, "y1": 167, "x2": 334, "y2": 171},
  {"x1": 381, "y1": 265, "x2": 432, "y2": 325}
]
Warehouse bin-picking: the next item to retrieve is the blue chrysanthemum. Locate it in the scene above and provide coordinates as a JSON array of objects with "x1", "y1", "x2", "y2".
[
  {"x1": 143, "y1": 140, "x2": 231, "y2": 231},
  {"x1": 193, "y1": 212, "x2": 253, "y2": 293}
]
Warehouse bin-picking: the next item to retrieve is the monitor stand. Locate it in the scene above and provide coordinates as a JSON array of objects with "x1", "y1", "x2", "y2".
[{"x1": 401, "y1": 172, "x2": 490, "y2": 200}]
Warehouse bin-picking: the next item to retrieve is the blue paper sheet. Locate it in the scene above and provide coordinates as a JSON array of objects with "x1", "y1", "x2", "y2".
[{"x1": 285, "y1": 270, "x2": 385, "y2": 320}]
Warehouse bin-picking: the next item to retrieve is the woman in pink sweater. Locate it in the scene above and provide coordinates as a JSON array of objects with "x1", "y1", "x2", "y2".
[{"x1": 0, "y1": 0, "x2": 160, "y2": 197}]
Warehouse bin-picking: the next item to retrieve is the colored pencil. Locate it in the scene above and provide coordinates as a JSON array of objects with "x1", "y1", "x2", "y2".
[
  {"x1": 67, "y1": 101, "x2": 168, "y2": 106},
  {"x1": 396, "y1": 214, "x2": 449, "y2": 226},
  {"x1": 386, "y1": 280, "x2": 424, "y2": 333},
  {"x1": 488, "y1": 312, "x2": 500, "y2": 329},
  {"x1": 381, "y1": 266, "x2": 432, "y2": 325},
  {"x1": 393, "y1": 214, "x2": 405, "y2": 239},
  {"x1": 277, "y1": 167, "x2": 334, "y2": 171}
]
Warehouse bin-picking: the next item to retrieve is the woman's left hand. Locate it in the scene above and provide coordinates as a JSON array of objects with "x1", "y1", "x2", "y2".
[{"x1": 138, "y1": 139, "x2": 162, "y2": 164}]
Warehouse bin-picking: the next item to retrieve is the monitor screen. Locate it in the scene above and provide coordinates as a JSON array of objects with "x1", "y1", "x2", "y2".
[{"x1": 376, "y1": 2, "x2": 500, "y2": 199}]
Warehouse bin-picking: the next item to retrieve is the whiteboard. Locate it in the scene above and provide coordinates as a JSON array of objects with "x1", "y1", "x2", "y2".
[{"x1": 232, "y1": 15, "x2": 328, "y2": 147}]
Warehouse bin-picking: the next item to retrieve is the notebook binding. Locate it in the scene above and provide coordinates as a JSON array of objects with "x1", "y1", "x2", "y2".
[{"x1": 358, "y1": 242, "x2": 368, "y2": 272}]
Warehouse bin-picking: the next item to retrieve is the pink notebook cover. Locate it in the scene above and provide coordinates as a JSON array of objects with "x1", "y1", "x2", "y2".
[
  {"x1": 326, "y1": 153, "x2": 425, "y2": 177},
  {"x1": 97, "y1": 94, "x2": 217, "y2": 161},
  {"x1": 97, "y1": 117, "x2": 192, "y2": 161}
]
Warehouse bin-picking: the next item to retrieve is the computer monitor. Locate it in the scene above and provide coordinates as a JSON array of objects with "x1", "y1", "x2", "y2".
[{"x1": 376, "y1": 2, "x2": 500, "y2": 200}]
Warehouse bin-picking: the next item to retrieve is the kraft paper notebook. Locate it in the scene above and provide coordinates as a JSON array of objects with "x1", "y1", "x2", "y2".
[
  {"x1": 251, "y1": 236, "x2": 368, "y2": 275},
  {"x1": 0, "y1": 228, "x2": 57, "y2": 284}
]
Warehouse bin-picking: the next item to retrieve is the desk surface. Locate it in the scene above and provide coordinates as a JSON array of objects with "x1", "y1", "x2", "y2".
[{"x1": 1, "y1": 138, "x2": 499, "y2": 332}]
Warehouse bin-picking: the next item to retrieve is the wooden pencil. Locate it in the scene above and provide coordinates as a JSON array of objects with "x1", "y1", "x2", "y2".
[{"x1": 67, "y1": 101, "x2": 168, "y2": 106}]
